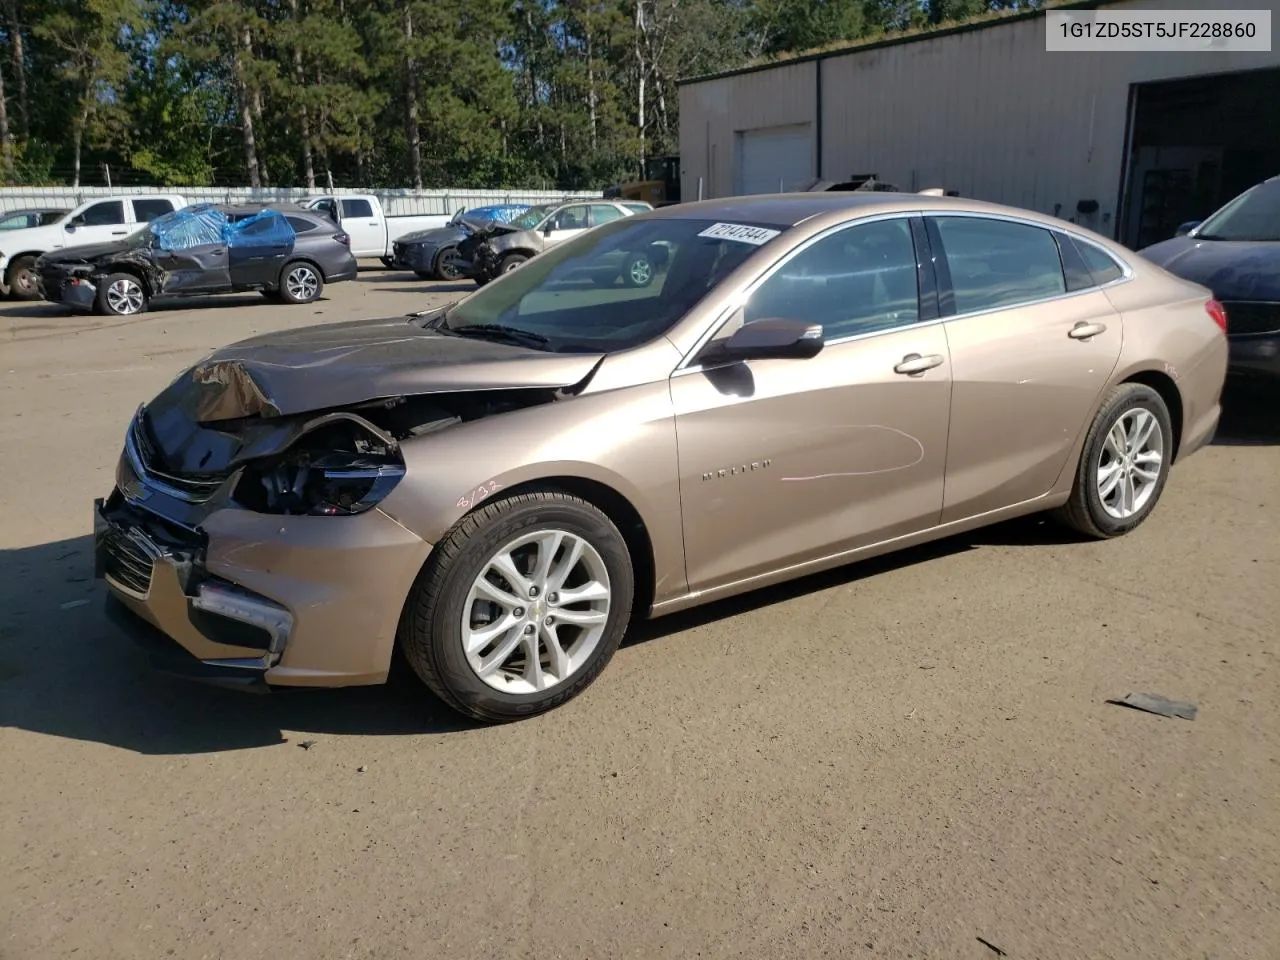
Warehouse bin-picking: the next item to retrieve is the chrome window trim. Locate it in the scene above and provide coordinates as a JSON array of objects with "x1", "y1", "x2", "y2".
[{"x1": 673, "y1": 210, "x2": 926, "y2": 375}]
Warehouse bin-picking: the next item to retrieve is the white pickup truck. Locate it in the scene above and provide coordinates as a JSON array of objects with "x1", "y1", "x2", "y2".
[
  {"x1": 0, "y1": 193, "x2": 188, "y2": 299},
  {"x1": 298, "y1": 194, "x2": 451, "y2": 263}
]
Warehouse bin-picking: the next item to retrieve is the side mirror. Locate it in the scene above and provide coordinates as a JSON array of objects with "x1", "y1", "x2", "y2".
[
  {"x1": 702, "y1": 316, "x2": 824, "y2": 364},
  {"x1": 1175, "y1": 220, "x2": 1202, "y2": 238},
  {"x1": 65, "y1": 216, "x2": 85, "y2": 231}
]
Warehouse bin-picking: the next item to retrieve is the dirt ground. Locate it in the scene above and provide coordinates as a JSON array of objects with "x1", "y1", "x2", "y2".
[{"x1": 2, "y1": 268, "x2": 1278, "y2": 960}]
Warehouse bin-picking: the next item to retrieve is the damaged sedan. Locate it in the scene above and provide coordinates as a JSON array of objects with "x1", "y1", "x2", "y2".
[
  {"x1": 97, "y1": 193, "x2": 1227, "y2": 723},
  {"x1": 37, "y1": 204, "x2": 357, "y2": 316}
]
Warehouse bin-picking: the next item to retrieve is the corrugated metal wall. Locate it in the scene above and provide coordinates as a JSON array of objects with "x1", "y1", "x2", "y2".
[
  {"x1": 0, "y1": 186, "x2": 599, "y2": 217},
  {"x1": 679, "y1": 0, "x2": 1279, "y2": 234}
]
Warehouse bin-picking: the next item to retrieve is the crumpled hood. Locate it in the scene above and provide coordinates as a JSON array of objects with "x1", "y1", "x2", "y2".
[
  {"x1": 1140, "y1": 236, "x2": 1280, "y2": 301},
  {"x1": 148, "y1": 314, "x2": 605, "y2": 423},
  {"x1": 38, "y1": 239, "x2": 136, "y2": 266},
  {"x1": 397, "y1": 225, "x2": 465, "y2": 245}
]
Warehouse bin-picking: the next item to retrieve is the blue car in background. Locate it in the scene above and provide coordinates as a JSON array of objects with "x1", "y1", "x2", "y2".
[
  {"x1": 389, "y1": 203, "x2": 530, "y2": 281},
  {"x1": 1141, "y1": 175, "x2": 1280, "y2": 385}
]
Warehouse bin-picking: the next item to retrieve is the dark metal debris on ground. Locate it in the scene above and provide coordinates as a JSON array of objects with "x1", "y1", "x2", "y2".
[
  {"x1": 1106, "y1": 692, "x2": 1198, "y2": 720},
  {"x1": 976, "y1": 935, "x2": 1008, "y2": 956}
]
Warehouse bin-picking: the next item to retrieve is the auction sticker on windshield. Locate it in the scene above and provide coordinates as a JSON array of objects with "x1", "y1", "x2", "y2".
[{"x1": 697, "y1": 223, "x2": 782, "y2": 245}]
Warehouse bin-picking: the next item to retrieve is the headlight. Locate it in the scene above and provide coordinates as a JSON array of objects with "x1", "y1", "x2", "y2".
[{"x1": 233, "y1": 421, "x2": 406, "y2": 517}]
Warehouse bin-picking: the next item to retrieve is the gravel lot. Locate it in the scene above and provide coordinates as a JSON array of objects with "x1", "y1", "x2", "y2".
[{"x1": 2, "y1": 266, "x2": 1278, "y2": 960}]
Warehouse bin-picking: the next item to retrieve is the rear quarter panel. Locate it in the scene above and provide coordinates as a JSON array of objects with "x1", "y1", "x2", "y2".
[{"x1": 1103, "y1": 266, "x2": 1227, "y2": 460}]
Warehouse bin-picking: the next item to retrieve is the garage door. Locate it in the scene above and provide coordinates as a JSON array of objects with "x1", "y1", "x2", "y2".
[{"x1": 735, "y1": 123, "x2": 814, "y2": 195}]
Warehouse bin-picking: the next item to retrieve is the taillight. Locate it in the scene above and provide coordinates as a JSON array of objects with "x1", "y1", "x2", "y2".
[
  {"x1": 333, "y1": 232, "x2": 350, "y2": 246},
  {"x1": 1205, "y1": 298, "x2": 1228, "y2": 334}
]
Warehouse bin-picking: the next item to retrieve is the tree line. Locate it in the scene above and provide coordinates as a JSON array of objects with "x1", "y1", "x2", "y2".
[{"x1": 0, "y1": 0, "x2": 1041, "y2": 191}]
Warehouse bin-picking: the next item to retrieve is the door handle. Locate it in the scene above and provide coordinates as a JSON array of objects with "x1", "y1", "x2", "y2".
[
  {"x1": 1068, "y1": 321, "x2": 1108, "y2": 340},
  {"x1": 111, "y1": 231, "x2": 127, "y2": 236},
  {"x1": 894, "y1": 353, "x2": 945, "y2": 376}
]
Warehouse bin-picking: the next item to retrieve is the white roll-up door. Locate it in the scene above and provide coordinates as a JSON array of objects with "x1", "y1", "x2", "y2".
[{"x1": 735, "y1": 124, "x2": 814, "y2": 195}]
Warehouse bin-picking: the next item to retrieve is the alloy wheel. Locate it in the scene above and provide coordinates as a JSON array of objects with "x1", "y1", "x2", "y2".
[
  {"x1": 106, "y1": 278, "x2": 145, "y2": 315},
  {"x1": 628, "y1": 256, "x2": 653, "y2": 286},
  {"x1": 462, "y1": 529, "x2": 612, "y2": 694},
  {"x1": 286, "y1": 265, "x2": 319, "y2": 301},
  {"x1": 1096, "y1": 407, "x2": 1164, "y2": 520}
]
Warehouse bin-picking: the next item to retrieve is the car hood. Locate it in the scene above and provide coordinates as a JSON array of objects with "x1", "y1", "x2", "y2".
[
  {"x1": 149, "y1": 314, "x2": 606, "y2": 424},
  {"x1": 38, "y1": 239, "x2": 138, "y2": 266},
  {"x1": 397, "y1": 225, "x2": 465, "y2": 245},
  {"x1": 1140, "y1": 236, "x2": 1280, "y2": 301}
]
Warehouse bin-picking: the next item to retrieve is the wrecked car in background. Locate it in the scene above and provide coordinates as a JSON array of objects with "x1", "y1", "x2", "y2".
[
  {"x1": 389, "y1": 203, "x2": 531, "y2": 280},
  {"x1": 456, "y1": 198, "x2": 652, "y2": 285},
  {"x1": 35, "y1": 204, "x2": 357, "y2": 316},
  {"x1": 95, "y1": 193, "x2": 1226, "y2": 724}
]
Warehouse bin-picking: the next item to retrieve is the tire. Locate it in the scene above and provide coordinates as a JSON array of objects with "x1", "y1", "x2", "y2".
[
  {"x1": 7, "y1": 255, "x2": 39, "y2": 301},
  {"x1": 1053, "y1": 383, "x2": 1174, "y2": 539},
  {"x1": 498, "y1": 253, "x2": 528, "y2": 275},
  {"x1": 435, "y1": 246, "x2": 463, "y2": 281},
  {"x1": 399, "y1": 489, "x2": 636, "y2": 723},
  {"x1": 473, "y1": 275, "x2": 490, "y2": 287},
  {"x1": 278, "y1": 261, "x2": 323, "y2": 304},
  {"x1": 95, "y1": 273, "x2": 149, "y2": 316},
  {"x1": 621, "y1": 251, "x2": 654, "y2": 288}
]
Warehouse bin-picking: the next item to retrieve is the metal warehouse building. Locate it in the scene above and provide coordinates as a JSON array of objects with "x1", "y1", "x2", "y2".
[{"x1": 677, "y1": 0, "x2": 1280, "y2": 249}]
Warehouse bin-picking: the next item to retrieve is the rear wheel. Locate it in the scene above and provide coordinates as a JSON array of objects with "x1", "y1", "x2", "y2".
[
  {"x1": 279, "y1": 261, "x2": 323, "y2": 304},
  {"x1": 96, "y1": 273, "x2": 148, "y2": 316},
  {"x1": 621, "y1": 251, "x2": 654, "y2": 287},
  {"x1": 7, "y1": 256, "x2": 39, "y2": 300},
  {"x1": 1053, "y1": 383, "x2": 1173, "y2": 538},
  {"x1": 399, "y1": 489, "x2": 635, "y2": 723}
]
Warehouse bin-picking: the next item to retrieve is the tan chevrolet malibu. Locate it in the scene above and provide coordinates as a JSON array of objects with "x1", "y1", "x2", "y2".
[{"x1": 95, "y1": 193, "x2": 1229, "y2": 722}]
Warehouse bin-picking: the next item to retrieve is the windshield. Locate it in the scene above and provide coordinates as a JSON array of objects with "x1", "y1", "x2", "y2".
[
  {"x1": 508, "y1": 204, "x2": 556, "y2": 230},
  {"x1": 1196, "y1": 180, "x2": 1280, "y2": 242},
  {"x1": 436, "y1": 216, "x2": 785, "y2": 353}
]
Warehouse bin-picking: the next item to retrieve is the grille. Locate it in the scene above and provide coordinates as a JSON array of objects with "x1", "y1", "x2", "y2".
[
  {"x1": 128, "y1": 414, "x2": 224, "y2": 501},
  {"x1": 1221, "y1": 301, "x2": 1280, "y2": 337},
  {"x1": 101, "y1": 526, "x2": 158, "y2": 596}
]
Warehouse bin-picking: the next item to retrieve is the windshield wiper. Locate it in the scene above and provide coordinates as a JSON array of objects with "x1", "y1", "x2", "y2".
[{"x1": 449, "y1": 324, "x2": 549, "y2": 349}]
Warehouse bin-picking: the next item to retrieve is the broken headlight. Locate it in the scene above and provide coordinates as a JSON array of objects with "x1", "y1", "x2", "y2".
[{"x1": 235, "y1": 449, "x2": 405, "y2": 517}]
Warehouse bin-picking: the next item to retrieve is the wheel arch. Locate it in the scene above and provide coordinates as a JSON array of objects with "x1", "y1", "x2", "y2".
[
  {"x1": 4, "y1": 250, "x2": 46, "y2": 282},
  {"x1": 1118, "y1": 368, "x2": 1184, "y2": 461},
  {"x1": 473, "y1": 475, "x2": 657, "y2": 622},
  {"x1": 101, "y1": 263, "x2": 153, "y2": 296}
]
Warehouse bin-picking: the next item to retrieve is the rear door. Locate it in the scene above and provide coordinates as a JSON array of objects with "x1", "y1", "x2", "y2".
[
  {"x1": 926, "y1": 214, "x2": 1123, "y2": 523},
  {"x1": 338, "y1": 197, "x2": 383, "y2": 257},
  {"x1": 228, "y1": 216, "x2": 292, "y2": 288}
]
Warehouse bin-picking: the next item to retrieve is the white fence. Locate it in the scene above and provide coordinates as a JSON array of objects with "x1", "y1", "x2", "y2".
[{"x1": 0, "y1": 185, "x2": 601, "y2": 216}]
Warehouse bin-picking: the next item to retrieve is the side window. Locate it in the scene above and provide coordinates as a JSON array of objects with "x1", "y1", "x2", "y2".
[
  {"x1": 238, "y1": 218, "x2": 275, "y2": 236},
  {"x1": 1054, "y1": 231, "x2": 1095, "y2": 293},
  {"x1": 286, "y1": 216, "x2": 318, "y2": 233},
  {"x1": 624, "y1": 203, "x2": 651, "y2": 214},
  {"x1": 744, "y1": 218, "x2": 920, "y2": 339},
  {"x1": 933, "y1": 216, "x2": 1066, "y2": 314},
  {"x1": 553, "y1": 206, "x2": 589, "y2": 230},
  {"x1": 341, "y1": 198, "x2": 374, "y2": 219},
  {"x1": 590, "y1": 203, "x2": 625, "y2": 226},
  {"x1": 133, "y1": 199, "x2": 175, "y2": 222},
  {"x1": 80, "y1": 201, "x2": 126, "y2": 226},
  {"x1": 1073, "y1": 238, "x2": 1126, "y2": 286},
  {"x1": 40, "y1": 211, "x2": 64, "y2": 226}
]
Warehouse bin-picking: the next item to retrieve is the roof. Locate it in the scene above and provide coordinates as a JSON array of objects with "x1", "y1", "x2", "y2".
[
  {"x1": 677, "y1": 0, "x2": 1108, "y2": 86},
  {"x1": 645, "y1": 191, "x2": 979, "y2": 226}
]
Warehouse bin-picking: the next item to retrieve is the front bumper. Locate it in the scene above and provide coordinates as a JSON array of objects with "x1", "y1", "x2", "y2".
[
  {"x1": 37, "y1": 269, "x2": 96, "y2": 310},
  {"x1": 95, "y1": 486, "x2": 433, "y2": 690},
  {"x1": 390, "y1": 242, "x2": 439, "y2": 272}
]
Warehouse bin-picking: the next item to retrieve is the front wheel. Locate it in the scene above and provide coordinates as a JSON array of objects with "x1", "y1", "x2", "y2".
[
  {"x1": 279, "y1": 262, "x2": 324, "y2": 304},
  {"x1": 96, "y1": 273, "x2": 149, "y2": 316},
  {"x1": 498, "y1": 253, "x2": 528, "y2": 275},
  {"x1": 436, "y1": 247, "x2": 464, "y2": 281},
  {"x1": 7, "y1": 255, "x2": 39, "y2": 300},
  {"x1": 1053, "y1": 383, "x2": 1174, "y2": 539},
  {"x1": 399, "y1": 490, "x2": 635, "y2": 723},
  {"x1": 621, "y1": 252, "x2": 654, "y2": 287}
]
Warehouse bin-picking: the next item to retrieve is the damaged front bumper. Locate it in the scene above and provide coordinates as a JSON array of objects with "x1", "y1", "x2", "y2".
[
  {"x1": 37, "y1": 267, "x2": 97, "y2": 310},
  {"x1": 95, "y1": 452, "x2": 434, "y2": 691}
]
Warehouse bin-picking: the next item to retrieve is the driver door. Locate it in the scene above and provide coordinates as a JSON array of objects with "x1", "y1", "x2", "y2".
[
  {"x1": 670, "y1": 216, "x2": 953, "y2": 592},
  {"x1": 60, "y1": 200, "x2": 132, "y2": 249}
]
